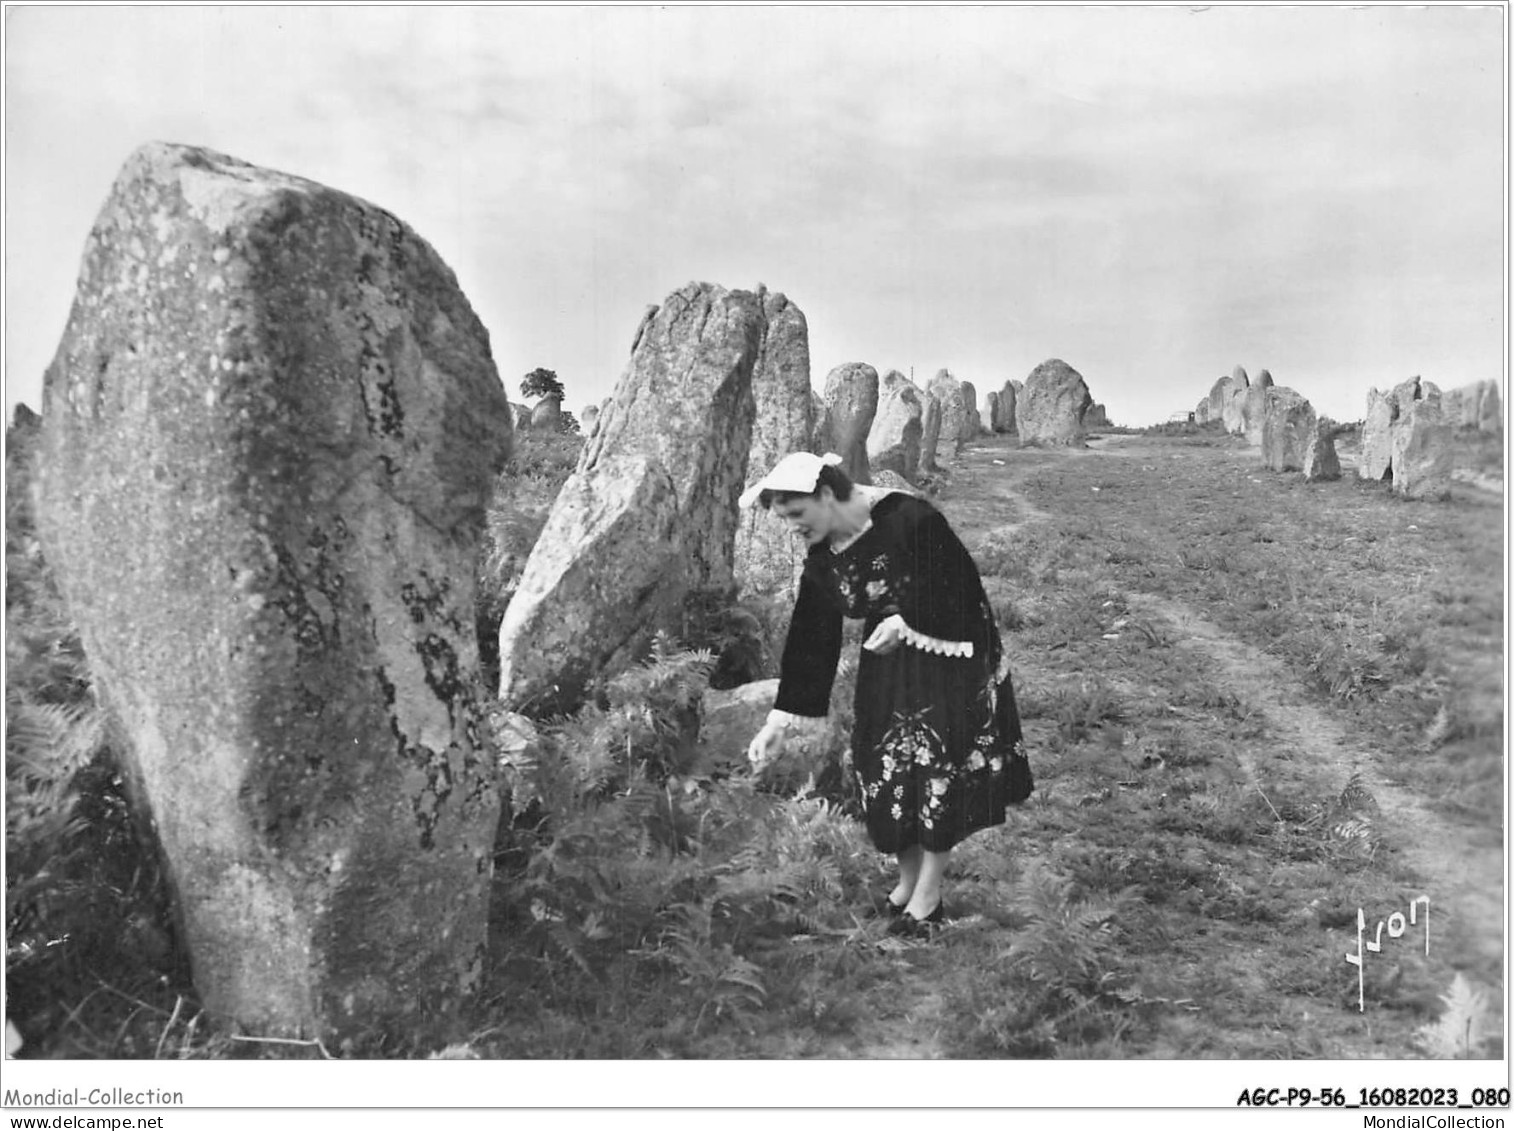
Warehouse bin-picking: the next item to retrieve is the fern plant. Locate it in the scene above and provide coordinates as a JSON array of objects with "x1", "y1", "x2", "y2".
[
  {"x1": 1002, "y1": 862, "x2": 1143, "y2": 1009},
  {"x1": 490, "y1": 638, "x2": 723, "y2": 981},
  {"x1": 632, "y1": 901, "x2": 767, "y2": 1035},
  {"x1": 1416, "y1": 974, "x2": 1499, "y2": 1059}
]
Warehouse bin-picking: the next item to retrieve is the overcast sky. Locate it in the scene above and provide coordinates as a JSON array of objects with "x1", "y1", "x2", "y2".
[{"x1": 4, "y1": 4, "x2": 1506, "y2": 428}]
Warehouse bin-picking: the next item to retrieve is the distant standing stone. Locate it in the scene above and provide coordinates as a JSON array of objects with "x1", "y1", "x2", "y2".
[
  {"x1": 958, "y1": 379, "x2": 981, "y2": 442},
  {"x1": 1018, "y1": 358, "x2": 1093, "y2": 446},
  {"x1": 1259, "y1": 386, "x2": 1316, "y2": 472},
  {"x1": 1357, "y1": 376, "x2": 1454, "y2": 499},
  {"x1": 920, "y1": 391, "x2": 944, "y2": 471},
  {"x1": 1242, "y1": 382, "x2": 1270, "y2": 447},
  {"x1": 1303, "y1": 423, "x2": 1342, "y2": 482},
  {"x1": 1199, "y1": 376, "x2": 1234, "y2": 424},
  {"x1": 530, "y1": 394, "x2": 562, "y2": 431},
  {"x1": 816, "y1": 362, "x2": 879, "y2": 484},
  {"x1": 1359, "y1": 387, "x2": 1396, "y2": 480},
  {"x1": 868, "y1": 369, "x2": 924, "y2": 481},
  {"x1": 993, "y1": 381, "x2": 1018, "y2": 432},
  {"x1": 1389, "y1": 399, "x2": 1453, "y2": 500},
  {"x1": 926, "y1": 370, "x2": 970, "y2": 463},
  {"x1": 1439, "y1": 379, "x2": 1504, "y2": 433}
]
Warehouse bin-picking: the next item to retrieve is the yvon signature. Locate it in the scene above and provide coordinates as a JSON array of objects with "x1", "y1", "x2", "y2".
[{"x1": 1345, "y1": 895, "x2": 1429, "y2": 1012}]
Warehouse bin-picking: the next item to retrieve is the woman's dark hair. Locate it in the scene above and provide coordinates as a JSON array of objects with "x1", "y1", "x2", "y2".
[{"x1": 759, "y1": 463, "x2": 855, "y2": 510}]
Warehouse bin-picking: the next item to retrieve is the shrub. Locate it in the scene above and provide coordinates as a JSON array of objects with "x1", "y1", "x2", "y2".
[{"x1": 5, "y1": 429, "x2": 182, "y2": 1054}]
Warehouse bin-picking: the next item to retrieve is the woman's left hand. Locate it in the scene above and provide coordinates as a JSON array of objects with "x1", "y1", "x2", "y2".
[{"x1": 863, "y1": 614, "x2": 907, "y2": 655}]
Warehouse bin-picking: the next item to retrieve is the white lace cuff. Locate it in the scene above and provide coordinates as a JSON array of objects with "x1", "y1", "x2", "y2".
[
  {"x1": 899, "y1": 620, "x2": 974, "y2": 658},
  {"x1": 767, "y1": 708, "x2": 818, "y2": 729}
]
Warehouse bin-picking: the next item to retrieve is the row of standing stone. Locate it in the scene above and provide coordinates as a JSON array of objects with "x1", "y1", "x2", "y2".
[
  {"x1": 572, "y1": 358, "x2": 1110, "y2": 486},
  {"x1": 496, "y1": 308, "x2": 1111, "y2": 719},
  {"x1": 1193, "y1": 366, "x2": 1501, "y2": 499}
]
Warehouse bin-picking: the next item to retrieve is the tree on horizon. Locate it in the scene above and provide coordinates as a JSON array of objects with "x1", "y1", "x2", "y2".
[{"x1": 521, "y1": 368, "x2": 565, "y2": 403}]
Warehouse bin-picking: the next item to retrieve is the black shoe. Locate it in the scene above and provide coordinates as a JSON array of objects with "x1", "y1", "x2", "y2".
[
  {"x1": 887, "y1": 900, "x2": 945, "y2": 939},
  {"x1": 873, "y1": 894, "x2": 908, "y2": 920}
]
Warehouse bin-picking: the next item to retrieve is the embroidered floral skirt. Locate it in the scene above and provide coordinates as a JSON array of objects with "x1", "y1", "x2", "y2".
[{"x1": 851, "y1": 645, "x2": 1028, "y2": 854}]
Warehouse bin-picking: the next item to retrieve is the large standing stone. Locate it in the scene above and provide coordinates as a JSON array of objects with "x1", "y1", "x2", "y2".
[
  {"x1": 1018, "y1": 358, "x2": 1092, "y2": 446},
  {"x1": 868, "y1": 369, "x2": 924, "y2": 481},
  {"x1": 1254, "y1": 369, "x2": 1275, "y2": 389},
  {"x1": 1259, "y1": 386, "x2": 1316, "y2": 472},
  {"x1": 1303, "y1": 423, "x2": 1342, "y2": 482},
  {"x1": 1390, "y1": 400, "x2": 1453, "y2": 500},
  {"x1": 32, "y1": 143, "x2": 512, "y2": 1045},
  {"x1": 501, "y1": 281, "x2": 764, "y2": 712},
  {"x1": 735, "y1": 290, "x2": 813, "y2": 597},
  {"x1": 816, "y1": 363, "x2": 878, "y2": 484},
  {"x1": 497, "y1": 455, "x2": 683, "y2": 710},
  {"x1": 926, "y1": 370, "x2": 970, "y2": 463}
]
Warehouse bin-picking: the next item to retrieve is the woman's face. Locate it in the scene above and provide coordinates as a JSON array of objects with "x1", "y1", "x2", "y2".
[{"x1": 772, "y1": 490, "x2": 835, "y2": 545}]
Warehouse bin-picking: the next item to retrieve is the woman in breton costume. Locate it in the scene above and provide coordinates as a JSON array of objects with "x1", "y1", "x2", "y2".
[{"x1": 743, "y1": 453, "x2": 1032, "y2": 938}]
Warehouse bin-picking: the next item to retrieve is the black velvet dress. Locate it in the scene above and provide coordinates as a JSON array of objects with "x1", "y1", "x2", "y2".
[{"x1": 774, "y1": 491, "x2": 1031, "y2": 853}]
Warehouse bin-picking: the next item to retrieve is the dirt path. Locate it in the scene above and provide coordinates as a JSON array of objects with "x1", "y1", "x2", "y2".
[
  {"x1": 820, "y1": 433, "x2": 1503, "y2": 1057},
  {"x1": 971, "y1": 434, "x2": 1502, "y2": 993},
  {"x1": 1125, "y1": 591, "x2": 1505, "y2": 986}
]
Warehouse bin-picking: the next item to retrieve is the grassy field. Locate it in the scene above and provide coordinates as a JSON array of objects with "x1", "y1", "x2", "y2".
[
  {"x1": 474, "y1": 427, "x2": 1504, "y2": 1061},
  {"x1": 6, "y1": 425, "x2": 1504, "y2": 1061}
]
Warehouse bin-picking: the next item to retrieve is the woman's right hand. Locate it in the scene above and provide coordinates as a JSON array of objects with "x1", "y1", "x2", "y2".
[{"x1": 746, "y1": 722, "x2": 785, "y2": 771}]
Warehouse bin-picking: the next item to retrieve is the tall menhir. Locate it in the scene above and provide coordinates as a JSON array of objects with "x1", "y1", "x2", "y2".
[{"x1": 33, "y1": 143, "x2": 514, "y2": 1047}]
